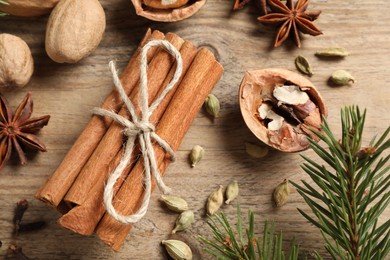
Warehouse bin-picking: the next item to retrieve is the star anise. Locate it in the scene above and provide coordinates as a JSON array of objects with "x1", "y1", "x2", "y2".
[
  {"x1": 258, "y1": 0, "x2": 322, "y2": 47},
  {"x1": 0, "y1": 93, "x2": 50, "y2": 170}
]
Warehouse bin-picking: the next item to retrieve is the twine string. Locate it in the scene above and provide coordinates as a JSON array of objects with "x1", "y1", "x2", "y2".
[{"x1": 92, "y1": 40, "x2": 183, "y2": 224}]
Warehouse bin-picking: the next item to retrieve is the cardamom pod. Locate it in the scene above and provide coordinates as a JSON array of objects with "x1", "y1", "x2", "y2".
[
  {"x1": 245, "y1": 142, "x2": 268, "y2": 158},
  {"x1": 295, "y1": 55, "x2": 313, "y2": 76},
  {"x1": 225, "y1": 180, "x2": 239, "y2": 204},
  {"x1": 162, "y1": 239, "x2": 193, "y2": 260},
  {"x1": 160, "y1": 195, "x2": 189, "y2": 213},
  {"x1": 206, "y1": 185, "x2": 224, "y2": 215},
  {"x1": 273, "y1": 179, "x2": 290, "y2": 207},
  {"x1": 315, "y1": 47, "x2": 350, "y2": 57},
  {"x1": 204, "y1": 94, "x2": 220, "y2": 118},
  {"x1": 172, "y1": 210, "x2": 195, "y2": 234},
  {"x1": 190, "y1": 145, "x2": 204, "y2": 167},
  {"x1": 330, "y1": 70, "x2": 355, "y2": 86}
]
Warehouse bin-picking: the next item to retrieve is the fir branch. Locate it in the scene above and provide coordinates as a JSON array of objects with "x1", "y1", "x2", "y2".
[
  {"x1": 292, "y1": 106, "x2": 390, "y2": 260},
  {"x1": 199, "y1": 204, "x2": 311, "y2": 259},
  {"x1": 0, "y1": 0, "x2": 8, "y2": 16}
]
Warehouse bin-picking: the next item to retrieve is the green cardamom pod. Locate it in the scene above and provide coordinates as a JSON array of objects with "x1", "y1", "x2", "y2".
[
  {"x1": 206, "y1": 185, "x2": 224, "y2": 215},
  {"x1": 315, "y1": 47, "x2": 350, "y2": 57},
  {"x1": 295, "y1": 55, "x2": 313, "y2": 76},
  {"x1": 204, "y1": 94, "x2": 220, "y2": 118},
  {"x1": 190, "y1": 145, "x2": 204, "y2": 167},
  {"x1": 172, "y1": 210, "x2": 195, "y2": 234},
  {"x1": 330, "y1": 70, "x2": 355, "y2": 86},
  {"x1": 160, "y1": 195, "x2": 189, "y2": 213},
  {"x1": 225, "y1": 180, "x2": 239, "y2": 204},
  {"x1": 162, "y1": 239, "x2": 193, "y2": 260},
  {"x1": 273, "y1": 179, "x2": 290, "y2": 207},
  {"x1": 245, "y1": 142, "x2": 268, "y2": 158}
]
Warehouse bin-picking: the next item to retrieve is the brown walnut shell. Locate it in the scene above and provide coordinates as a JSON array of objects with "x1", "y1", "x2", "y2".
[
  {"x1": 0, "y1": 33, "x2": 33, "y2": 90},
  {"x1": 131, "y1": 0, "x2": 206, "y2": 22},
  {"x1": 143, "y1": 0, "x2": 190, "y2": 9},
  {"x1": 0, "y1": 0, "x2": 59, "y2": 16},
  {"x1": 45, "y1": 0, "x2": 106, "y2": 64},
  {"x1": 239, "y1": 68, "x2": 327, "y2": 152}
]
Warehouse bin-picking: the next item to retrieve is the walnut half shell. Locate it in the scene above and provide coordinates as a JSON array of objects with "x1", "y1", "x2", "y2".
[
  {"x1": 239, "y1": 68, "x2": 327, "y2": 152},
  {"x1": 131, "y1": 0, "x2": 206, "y2": 22}
]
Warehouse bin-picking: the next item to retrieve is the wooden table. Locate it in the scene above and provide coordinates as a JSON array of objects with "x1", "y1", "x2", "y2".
[{"x1": 0, "y1": 0, "x2": 389, "y2": 259}]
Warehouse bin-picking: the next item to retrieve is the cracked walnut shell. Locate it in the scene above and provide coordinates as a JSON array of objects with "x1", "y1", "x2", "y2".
[
  {"x1": 239, "y1": 68, "x2": 327, "y2": 152},
  {"x1": 131, "y1": 0, "x2": 206, "y2": 22}
]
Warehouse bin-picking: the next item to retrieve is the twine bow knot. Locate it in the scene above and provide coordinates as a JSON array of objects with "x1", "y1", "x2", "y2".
[
  {"x1": 93, "y1": 40, "x2": 183, "y2": 224},
  {"x1": 124, "y1": 121, "x2": 155, "y2": 136}
]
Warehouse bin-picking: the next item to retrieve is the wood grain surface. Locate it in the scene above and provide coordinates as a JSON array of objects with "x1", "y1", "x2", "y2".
[{"x1": 0, "y1": 0, "x2": 389, "y2": 259}]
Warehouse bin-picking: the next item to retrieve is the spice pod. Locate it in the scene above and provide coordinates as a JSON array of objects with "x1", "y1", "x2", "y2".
[
  {"x1": 130, "y1": 0, "x2": 206, "y2": 22},
  {"x1": 239, "y1": 68, "x2": 327, "y2": 152}
]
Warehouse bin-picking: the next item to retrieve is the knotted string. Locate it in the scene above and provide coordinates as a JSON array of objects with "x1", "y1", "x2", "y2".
[{"x1": 92, "y1": 40, "x2": 183, "y2": 224}]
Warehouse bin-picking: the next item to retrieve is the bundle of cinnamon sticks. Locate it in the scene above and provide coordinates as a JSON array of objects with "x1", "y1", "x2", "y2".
[{"x1": 35, "y1": 28, "x2": 223, "y2": 251}]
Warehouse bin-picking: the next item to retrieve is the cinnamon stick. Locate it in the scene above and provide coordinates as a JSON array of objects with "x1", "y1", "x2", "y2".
[
  {"x1": 62, "y1": 33, "x2": 185, "y2": 209},
  {"x1": 35, "y1": 29, "x2": 164, "y2": 209},
  {"x1": 95, "y1": 48, "x2": 224, "y2": 250},
  {"x1": 57, "y1": 41, "x2": 198, "y2": 235}
]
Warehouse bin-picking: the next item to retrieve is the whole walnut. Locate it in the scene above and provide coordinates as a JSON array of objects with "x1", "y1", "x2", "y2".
[
  {"x1": 0, "y1": 0, "x2": 59, "y2": 16},
  {"x1": 0, "y1": 34, "x2": 34, "y2": 90},
  {"x1": 45, "y1": 0, "x2": 106, "y2": 63}
]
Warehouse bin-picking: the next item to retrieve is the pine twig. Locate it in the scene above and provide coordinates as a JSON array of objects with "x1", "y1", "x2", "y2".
[
  {"x1": 199, "y1": 204, "x2": 305, "y2": 259},
  {"x1": 0, "y1": 0, "x2": 8, "y2": 16},
  {"x1": 292, "y1": 106, "x2": 390, "y2": 259}
]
